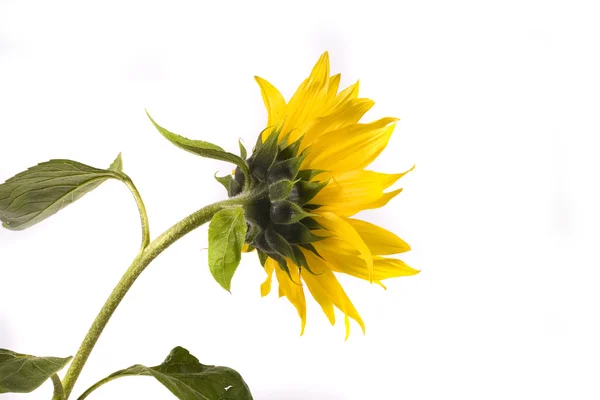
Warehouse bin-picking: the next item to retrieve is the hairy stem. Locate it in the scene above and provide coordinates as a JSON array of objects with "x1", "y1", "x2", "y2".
[
  {"x1": 122, "y1": 176, "x2": 150, "y2": 250},
  {"x1": 58, "y1": 193, "x2": 250, "y2": 400},
  {"x1": 75, "y1": 374, "x2": 118, "y2": 400},
  {"x1": 51, "y1": 374, "x2": 65, "y2": 400}
]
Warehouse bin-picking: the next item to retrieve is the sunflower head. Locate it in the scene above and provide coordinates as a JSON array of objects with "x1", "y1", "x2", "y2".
[
  {"x1": 227, "y1": 126, "x2": 327, "y2": 279},
  {"x1": 219, "y1": 51, "x2": 418, "y2": 338}
]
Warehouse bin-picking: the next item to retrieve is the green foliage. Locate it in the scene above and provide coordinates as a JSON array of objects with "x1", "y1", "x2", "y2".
[
  {"x1": 250, "y1": 130, "x2": 279, "y2": 180},
  {"x1": 146, "y1": 111, "x2": 250, "y2": 179},
  {"x1": 108, "y1": 153, "x2": 124, "y2": 173},
  {"x1": 80, "y1": 347, "x2": 253, "y2": 400},
  {"x1": 0, "y1": 157, "x2": 124, "y2": 230},
  {"x1": 0, "y1": 349, "x2": 71, "y2": 394},
  {"x1": 214, "y1": 173, "x2": 241, "y2": 198},
  {"x1": 208, "y1": 207, "x2": 247, "y2": 292},
  {"x1": 238, "y1": 139, "x2": 247, "y2": 159}
]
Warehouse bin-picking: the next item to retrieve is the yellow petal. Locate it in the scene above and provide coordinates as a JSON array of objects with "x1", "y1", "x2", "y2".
[
  {"x1": 304, "y1": 118, "x2": 397, "y2": 170},
  {"x1": 242, "y1": 243, "x2": 255, "y2": 253},
  {"x1": 313, "y1": 244, "x2": 419, "y2": 281},
  {"x1": 274, "y1": 260, "x2": 307, "y2": 335},
  {"x1": 299, "y1": 250, "x2": 335, "y2": 325},
  {"x1": 312, "y1": 170, "x2": 402, "y2": 214},
  {"x1": 327, "y1": 74, "x2": 341, "y2": 101},
  {"x1": 344, "y1": 314, "x2": 351, "y2": 341},
  {"x1": 254, "y1": 76, "x2": 286, "y2": 139},
  {"x1": 313, "y1": 166, "x2": 414, "y2": 217},
  {"x1": 283, "y1": 52, "x2": 330, "y2": 142},
  {"x1": 347, "y1": 218, "x2": 410, "y2": 255},
  {"x1": 329, "y1": 80, "x2": 360, "y2": 112},
  {"x1": 316, "y1": 212, "x2": 373, "y2": 281},
  {"x1": 301, "y1": 98, "x2": 375, "y2": 148},
  {"x1": 260, "y1": 257, "x2": 276, "y2": 297},
  {"x1": 342, "y1": 188, "x2": 404, "y2": 217},
  {"x1": 302, "y1": 251, "x2": 366, "y2": 336}
]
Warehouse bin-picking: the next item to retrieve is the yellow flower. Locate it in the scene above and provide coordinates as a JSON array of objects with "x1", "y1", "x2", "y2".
[{"x1": 240, "y1": 52, "x2": 418, "y2": 338}]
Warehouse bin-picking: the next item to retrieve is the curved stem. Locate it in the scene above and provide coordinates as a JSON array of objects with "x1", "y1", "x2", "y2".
[
  {"x1": 75, "y1": 374, "x2": 118, "y2": 400},
  {"x1": 122, "y1": 176, "x2": 150, "y2": 250},
  {"x1": 58, "y1": 193, "x2": 251, "y2": 400},
  {"x1": 51, "y1": 374, "x2": 65, "y2": 400}
]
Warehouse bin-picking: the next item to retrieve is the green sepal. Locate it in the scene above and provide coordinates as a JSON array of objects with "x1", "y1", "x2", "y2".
[
  {"x1": 264, "y1": 225, "x2": 295, "y2": 261},
  {"x1": 250, "y1": 129, "x2": 279, "y2": 180},
  {"x1": 253, "y1": 126, "x2": 272, "y2": 151},
  {"x1": 268, "y1": 251, "x2": 297, "y2": 284},
  {"x1": 233, "y1": 166, "x2": 247, "y2": 193},
  {"x1": 243, "y1": 197, "x2": 271, "y2": 229},
  {"x1": 300, "y1": 243, "x2": 325, "y2": 260},
  {"x1": 208, "y1": 207, "x2": 247, "y2": 292},
  {"x1": 229, "y1": 178, "x2": 243, "y2": 197},
  {"x1": 301, "y1": 217, "x2": 326, "y2": 231},
  {"x1": 214, "y1": 173, "x2": 242, "y2": 197},
  {"x1": 268, "y1": 179, "x2": 294, "y2": 202},
  {"x1": 79, "y1": 346, "x2": 253, "y2": 400},
  {"x1": 273, "y1": 222, "x2": 325, "y2": 244},
  {"x1": 289, "y1": 179, "x2": 328, "y2": 205},
  {"x1": 0, "y1": 349, "x2": 72, "y2": 394},
  {"x1": 296, "y1": 169, "x2": 326, "y2": 181},
  {"x1": 270, "y1": 200, "x2": 312, "y2": 224},
  {"x1": 291, "y1": 245, "x2": 319, "y2": 275},
  {"x1": 266, "y1": 154, "x2": 306, "y2": 184},
  {"x1": 257, "y1": 249, "x2": 268, "y2": 267},
  {"x1": 245, "y1": 221, "x2": 261, "y2": 244},
  {"x1": 214, "y1": 173, "x2": 234, "y2": 194},
  {"x1": 252, "y1": 230, "x2": 275, "y2": 255},
  {"x1": 276, "y1": 137, "x2": 303, "y2": 161},
  {"x1": 239, "y1": 139, "x2": 247, "y2": 159},
  {"x1": 146, "y1": 111, "x2": 250, "y2": 179},
  {"x1": 304, "y1": 203, "x2": 322, "y2": 211}
]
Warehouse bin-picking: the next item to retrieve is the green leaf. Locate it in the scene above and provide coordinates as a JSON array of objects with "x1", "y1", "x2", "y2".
[
  {"x1": 108, "y1": 152, "x2": 124, "y2": 173},
  {"x1": 238, "y1": 139, "x2": 247, "y2": 159},
  {"x1": 80, "y1": 346, "x2": 253, "y2": 400},
  {"x1": 0, "y1": 159, "x2": 124, "y2": 230},
  {"x1": 208, "y1": 207, "x2": 247, "y2": 292},
  {"x1": 146, "y1": 111, "x2": 250, "y2": 179},
  {"x1": 0, "y1": 349, "x2": 72, "y2": 394},
  {"x1": 214, "y1": 173, "x2": 241, "y2": 198}
]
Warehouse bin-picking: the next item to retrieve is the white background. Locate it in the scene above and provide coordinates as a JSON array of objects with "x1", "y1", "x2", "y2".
[{"x1": 1, "y1": 1, "x2": 599, "y2": 399}]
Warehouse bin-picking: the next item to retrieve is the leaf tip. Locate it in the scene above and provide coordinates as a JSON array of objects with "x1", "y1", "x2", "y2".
[{"x1": 109, "y1": 152, "x2": 124, "y2": 173}]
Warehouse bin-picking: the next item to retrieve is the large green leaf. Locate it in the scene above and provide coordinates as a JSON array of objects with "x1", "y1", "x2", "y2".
[
  {"x1": 146, "y1": 111, "x2": 250, "y2": 179},
  {"x1": 79, "y1": 347, "x2": 253, "y2": 400},
  {"x1": 0, "y1": 349, "x2": 71, "y2": 394},
  {"x1": 0, "y1": 156, "x2": 124, "y2": 230},
  {"x1": 208, "y1": 207, "x2": 247, "y2": 292}
]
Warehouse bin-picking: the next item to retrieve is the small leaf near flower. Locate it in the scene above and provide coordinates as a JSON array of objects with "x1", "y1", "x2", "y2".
[
  {"x1": 0, "y1": 157, "x2": 125, "y2": 231},
  {"x1": 146, "y1": 110, "x2": 250, "y2": 179},
  {"x1": 208, "y1": 207, "x2": 247, "y2": 292},
  {"x1": 238, "y1": 138, "x2": 248, "y2": 159},
  {"x1": 0, "y1": 349, "x2": 72, "y2": 394},
  {"x1": 79, "y1": 346, "x2": 253, "y2": 400}
]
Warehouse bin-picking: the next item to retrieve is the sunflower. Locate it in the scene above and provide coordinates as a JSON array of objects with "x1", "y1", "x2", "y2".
[{"x1": 229, "y1": 52, "x2": 418, "y2": 338}]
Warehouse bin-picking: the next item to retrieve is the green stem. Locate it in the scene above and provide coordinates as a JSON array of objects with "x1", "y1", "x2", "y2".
[
  {"x1": 76, "y1": 374, "x2": 118, "y2": 400},
  {"x1": 58, "y1": 193, "x2": 250, "y2": 400},
  {"x1": 51, "y1": 374, "x2": 65, "y2": 400},
  {"x1": 122, "y1": 176, "x2": 150, "y2": 250}
]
